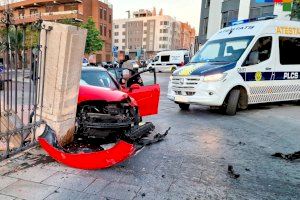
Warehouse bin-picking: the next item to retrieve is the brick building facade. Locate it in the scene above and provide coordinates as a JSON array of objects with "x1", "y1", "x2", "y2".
[{"x1": 0, "y1": 0, "x2": 113, "y2": 62}]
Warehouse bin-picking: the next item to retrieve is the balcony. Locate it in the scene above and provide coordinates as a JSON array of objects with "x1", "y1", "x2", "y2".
[
  {"x1": 13, "y1": 10, "x2": 84, "y2": 24},
  {"x1": 0, "y1": 0, "x2": 83, "y2": 10}
]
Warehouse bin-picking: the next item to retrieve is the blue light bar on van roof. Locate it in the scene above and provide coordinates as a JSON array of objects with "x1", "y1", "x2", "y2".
[{"x1": 229, "y1": 15, "x2": 278, "y2": 26}]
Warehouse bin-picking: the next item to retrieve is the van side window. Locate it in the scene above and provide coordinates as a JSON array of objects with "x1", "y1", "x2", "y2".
[
  {"x1": 279, "y1": 37, "x2": 300, "y2": 65},
  {"x1": 161, "y1": 55, "x2": 170, "y2": 62},
  {"x1": 154, "y1": 56, "x2": 159, "y2": 62},
  {"x1": 243, "y1": 36, "x2": 272, "y2": 66}
]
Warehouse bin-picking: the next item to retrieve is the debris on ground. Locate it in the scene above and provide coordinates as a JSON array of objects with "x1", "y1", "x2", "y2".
[
  {"x1": 228, "y1": 165, "x2": 240, "y2": 179},
  {"x1": 245, "y1": 168, "x2": 251, "y2": 172},
  {"x1": 272, "y1": 151, "x2": 300, "y2": 161}
]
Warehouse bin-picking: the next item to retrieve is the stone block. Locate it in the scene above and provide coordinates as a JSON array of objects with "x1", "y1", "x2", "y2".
[{"x1": 39, "y1": 22, "x2": 87, "y2": 143}]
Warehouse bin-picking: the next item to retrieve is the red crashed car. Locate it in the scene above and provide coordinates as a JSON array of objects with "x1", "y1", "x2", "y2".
[
  {"x1": 38, "y1": 67, "x2": 162, "y2": 170},
  {"x1": 77, "y1": 67, "x2": 160, "y2": 138}
]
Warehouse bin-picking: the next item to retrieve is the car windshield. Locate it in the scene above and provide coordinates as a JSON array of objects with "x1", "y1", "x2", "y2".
[
  {"x1": 190, "y1": 36, "x2": 254, "y2": 63},
  {"x1": 81, "y1": 70, "x2": 118, "y2": 90}
]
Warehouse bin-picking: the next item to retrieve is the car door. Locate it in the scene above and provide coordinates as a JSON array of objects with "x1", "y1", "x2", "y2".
[
  {"x1": 242, "y1": 35, "x2": 275, "y2": 104},
  {"x1": 123, "y1": 69, "x2": 160, "y2": 117}
]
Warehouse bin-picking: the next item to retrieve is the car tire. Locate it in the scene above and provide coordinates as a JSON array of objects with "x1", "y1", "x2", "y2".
[
  {"x1": 179, "y1": 103, "x2": 190, "y2": 110},
  {"x1": 225, "y1": 89, "x2": 240, "y2": 116}
]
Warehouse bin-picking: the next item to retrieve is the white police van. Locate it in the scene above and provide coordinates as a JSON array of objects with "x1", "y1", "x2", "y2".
[
  {"x1": 148, "y1": 50, "x2": 190, "y2": 73},
  {"x1": 167, "y1": 17, "x2": 300, "y2": 115}
]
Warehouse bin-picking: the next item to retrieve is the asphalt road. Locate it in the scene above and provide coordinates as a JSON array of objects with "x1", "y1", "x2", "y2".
[
  {"x1": 138, "y1": 73, "x2": 300, "y2": 199},
  {"x1": 0, "y1": 73, "x2": 299, "y2": 200}
]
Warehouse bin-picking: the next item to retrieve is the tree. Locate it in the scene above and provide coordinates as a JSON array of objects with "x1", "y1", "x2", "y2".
[
  {"x1": 80, "y1": 18, "x2": 103, "y2": 55},
  {"x1": 59, "y1": 18, "x2": 103, "y2": 55},
  {"x1": 291, "y1": 0, "x2": 300, "y2": 20}
]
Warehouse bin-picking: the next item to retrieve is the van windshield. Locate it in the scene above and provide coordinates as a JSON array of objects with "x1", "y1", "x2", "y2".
[{"x1": 191, "y1": 36, "x2": 254, "y2": 63}]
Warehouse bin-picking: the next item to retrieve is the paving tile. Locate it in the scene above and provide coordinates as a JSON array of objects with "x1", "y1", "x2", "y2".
[
  {"x1": 0, "y1": 176, "x2": 18, "y2": 190},
  {"x1": 8, "y1": 166, "x2": 58, "y2": 183},
  {"x1": 44, "y1": 188, "x2": 106, "y2": 200},
  {"x1": 101, "y1": 182, "x2": 141, "y2": 200},
  {"x1": 41, "y1": 162, "x2": 83, "y2": 175},
  {"x1": 42, "y1": 172, "x2": 95, "y2": 192},
  {"x1": 0, "y1": 194, "x2": 15, "y2": 200},
  {"x1": 119, "y1": 173, "x2": 174, "y2": 192},
  {"x1": 0, "y1": 180, "x2": 57, "y2": 200},
  {"x1": 84, "y1": 178, "x2": 110, "y2": 195}
]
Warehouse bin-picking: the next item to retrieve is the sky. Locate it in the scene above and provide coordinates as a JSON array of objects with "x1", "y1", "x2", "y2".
[{"x1": 110, "y1": 0, "x2": 202, "y2": 34}]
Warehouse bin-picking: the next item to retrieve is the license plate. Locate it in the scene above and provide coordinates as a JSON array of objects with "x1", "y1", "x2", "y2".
[{"x1": 175, "y1": 96, "x2": 188, "y2": 102}]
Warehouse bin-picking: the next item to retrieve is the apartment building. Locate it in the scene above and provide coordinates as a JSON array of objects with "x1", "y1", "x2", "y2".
[
  {"x1": 113, "y1": 8, "x2": 195, "y2": 58},
  {"x1": 0, "y1": 0, "x2": 113, "y2": 62},
  {"x1": 198, "y1": 0, "x2": 292, "y2": 45},
  {"x1": 180, "y1": 22, "x2": 196, "y2": 51}
]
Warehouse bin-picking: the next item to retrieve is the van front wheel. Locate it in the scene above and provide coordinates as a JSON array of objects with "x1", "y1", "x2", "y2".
[
  {"x1": 179, "y1": 103, "x2": 190, "y2": 110},
  {"x1": 224, "y1": 89, "x2": 240, "y2": 116}
]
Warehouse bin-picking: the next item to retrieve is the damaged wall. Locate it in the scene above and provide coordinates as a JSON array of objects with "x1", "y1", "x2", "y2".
[{"x1": 39, "y1": 22, "x2": 87, "y2": 145}]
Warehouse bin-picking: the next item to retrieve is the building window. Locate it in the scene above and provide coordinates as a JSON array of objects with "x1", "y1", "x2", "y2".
[
  {"x1": 160, "y1": 21, "x2": 169, "y2": 26},
  {"x1": 114, "y1": 39, "x2": 119, "y2": 43},
  {"x1": 122, "y1": 31, "x2": 126, "y2": 35},
  {"x1": 221, "y1": 10, "x2": 238, "y2": 28},
  {"x1": 104, "y1": 25, "x2": 107, "y2": 36},
  {"x1": 205, "y1": 0, "x2": 210, "y2": 8},
  {"x1": 160, "y1": 29, "x2": 168, "y2": 33},
  {"x1": 114, "y1": 32, "x2": 119, "y2": 36},
  {"x1": 122, "y1": 39, "x2": 126, "y2": 43},
  {"x1": 109, "y1": 14, "x2": 112, "y2": 23},
  {"x1": 100, "y1": 24, "x2": 103, "y2": 35},
  {"x1": 30, "y1": 8, "x2": 38, "y2": 15},
  {"x1": 104, "y1": 9, "x2": 107, "y2": 20},
  {"x1": 100, "y1": 8, "x2": 103, "y2": 19},
  {"x1": 109, "y1": 30, "x2": 112, "y2": 38},
  {"x1": 202, "y1": 18, "x2": 208, "y2": 35},
  {"x1": 115, "y1": 25, "x2": 119, "y2": 29},
  {"x1": 18, "y1": 9, "x2": 25, "y2": 18}
]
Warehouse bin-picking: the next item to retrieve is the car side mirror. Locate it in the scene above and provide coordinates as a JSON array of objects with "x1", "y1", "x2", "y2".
[{"x1": 130, "y1": 84, "x2": 141, "y2": 91}]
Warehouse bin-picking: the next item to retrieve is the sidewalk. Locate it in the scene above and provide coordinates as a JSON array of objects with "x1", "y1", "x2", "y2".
[{"x1": 0, "y1": 147, "x2": 183, "y2": 200}]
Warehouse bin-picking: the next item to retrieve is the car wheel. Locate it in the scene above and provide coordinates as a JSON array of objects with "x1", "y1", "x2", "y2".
[
  {"x1": 224, "y1": 89, "x2": 240, "y2": 116},
  {"x1": 179, "y1": 103, "x2": 190, "y2": 110}
]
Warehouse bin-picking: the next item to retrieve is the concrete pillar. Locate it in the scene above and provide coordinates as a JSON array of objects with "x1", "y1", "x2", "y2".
[
  {"x1": 39, "y1": 22, "x2": 87, "y2": 145},
  {"x1": 238, "y1": 0, "x2": 251, "y2": 20}
]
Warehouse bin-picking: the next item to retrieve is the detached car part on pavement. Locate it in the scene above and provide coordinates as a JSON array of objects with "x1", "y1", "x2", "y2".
[{"x1": 39, "y1": 67, "x2": 168, "y2": 170}]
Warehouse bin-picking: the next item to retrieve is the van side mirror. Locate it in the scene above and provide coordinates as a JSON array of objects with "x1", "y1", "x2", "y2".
[{"x1": 245, "y1": 51, "x2": 259, "y2": 66}]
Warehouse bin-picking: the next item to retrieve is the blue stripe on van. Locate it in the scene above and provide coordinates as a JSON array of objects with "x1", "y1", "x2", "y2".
[{"x1": 240, "y1": 72, "x2": 300, "y2": 81}]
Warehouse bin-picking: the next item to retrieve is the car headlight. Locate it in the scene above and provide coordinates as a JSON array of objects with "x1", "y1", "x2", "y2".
[{"x1": 203, "y1": 73, "x2": 227, "y2": 82}]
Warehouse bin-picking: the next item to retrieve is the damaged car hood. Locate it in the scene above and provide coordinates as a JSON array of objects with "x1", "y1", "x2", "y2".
[{"x1": 78, "y1": 85, "x2": 129, "y2": 104}]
